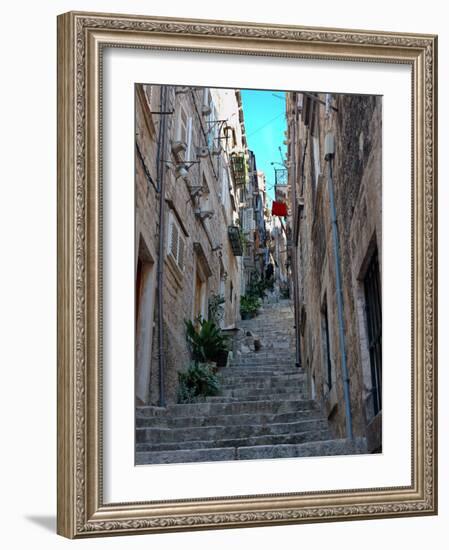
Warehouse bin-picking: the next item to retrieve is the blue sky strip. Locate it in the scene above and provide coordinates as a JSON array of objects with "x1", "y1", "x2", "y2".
[{"x1": 241, "y1": 89, "x2": 287, "y2": 203}]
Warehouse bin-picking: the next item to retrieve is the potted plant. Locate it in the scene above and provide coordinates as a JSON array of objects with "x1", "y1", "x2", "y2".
[
  {"x1": 177, "y1": 362, "x2": 221, "y2": 403},
  {"x1": 184, "y1": 317, "x2": 231, "y2": 369},
  {"x1": 240, "y1": 294, "x2": 261, "y2": 320}
]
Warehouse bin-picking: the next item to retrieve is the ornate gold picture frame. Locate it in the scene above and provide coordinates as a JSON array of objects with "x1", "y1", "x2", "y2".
[{"x1": 57, "y1": 11, "x2": 437, "y2": 538}]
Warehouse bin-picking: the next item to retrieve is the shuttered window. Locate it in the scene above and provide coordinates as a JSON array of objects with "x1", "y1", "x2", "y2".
[
  {"x1": 167, "y1": 212, "x2": 186, "y2": 272},
  {"x1": 221, "y1": 167, "x2": 229, "y2": 209},
  {"x1": 178, "y1": 237, "x2": 185, "y2": 271},
  {"x1": 176, "y1": 104, "x2": 188, "y2": 144},
  {"x1": 242, "y1": 208, "x2": 254, "y2": 233},
  {"x1": 185, "y1": 116, "x2": 192, "y2": 160}
]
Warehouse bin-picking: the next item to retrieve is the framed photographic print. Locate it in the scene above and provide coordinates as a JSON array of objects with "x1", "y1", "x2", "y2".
[{"x1": 57, "y1": 11, "x2": 438, "y2": 538}]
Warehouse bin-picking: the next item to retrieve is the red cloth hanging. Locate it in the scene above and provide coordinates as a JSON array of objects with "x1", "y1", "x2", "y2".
[{"x1": 271, "y1": 201, "x2": 288, "y2": 217}]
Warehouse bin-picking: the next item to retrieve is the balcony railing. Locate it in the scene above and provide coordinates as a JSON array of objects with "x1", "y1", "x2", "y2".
[{"x1": 230, "y1": 153, "x2": 248, "y2": 187}]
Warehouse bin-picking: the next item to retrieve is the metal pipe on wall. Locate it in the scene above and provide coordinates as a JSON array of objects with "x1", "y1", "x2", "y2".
[
  {"x1": 289, "y1": 108, "x2": 302, "y2": 369},
  {"x1": 326, "y1": 154, "x2": 353, "y2": 440},
  {"x1": 156, "y1": 85, "x2": 168, "y2": 407}
]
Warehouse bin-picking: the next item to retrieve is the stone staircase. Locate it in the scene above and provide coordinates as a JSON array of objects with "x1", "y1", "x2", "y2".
[{"x1": 136, "y1": 299, "x2": 366, "y2": 465}]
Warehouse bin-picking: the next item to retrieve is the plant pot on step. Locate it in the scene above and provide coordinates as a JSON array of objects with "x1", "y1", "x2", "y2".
[{"x1": 215, "y1": 350, "x2": 229, "y2": 368}]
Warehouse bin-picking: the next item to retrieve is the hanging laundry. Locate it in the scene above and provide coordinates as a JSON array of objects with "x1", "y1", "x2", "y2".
[{"x1": 271, "y1": 201, "x2": 288, "y2": 217}]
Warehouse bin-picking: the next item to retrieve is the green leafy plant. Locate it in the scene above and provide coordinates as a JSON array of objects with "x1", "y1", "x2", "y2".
[
  {"x1": 177, "y1": 362, "x2": 221, "y2": 403},
  {"x1": 247, "y1": 276, "x2": 270, "y2": 300},
  {"x1": 240, "y1": 294, "x2": 261, "y2": 319},
  {"x1": 184, "y1": 318, "x2": 230, "y2": 363}
]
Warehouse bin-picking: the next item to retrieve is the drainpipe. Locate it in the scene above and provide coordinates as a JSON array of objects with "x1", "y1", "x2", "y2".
[
  {"x1": 156, "y1": 85, "x2": 168, "y2": 407},
  {"x1": 325, "y1": 135, "x2": 353, "y2": 440},
  {"x1": 289, "y1": 112, "x2": 302, "y2": 368}
]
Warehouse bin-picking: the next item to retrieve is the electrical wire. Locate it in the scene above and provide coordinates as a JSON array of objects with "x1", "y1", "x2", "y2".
[{"x1": 246, "y1": 112, "x2": 285, "y2": 138}]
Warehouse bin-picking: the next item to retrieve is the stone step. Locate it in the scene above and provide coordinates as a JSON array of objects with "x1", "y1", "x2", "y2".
[
  {"x1": 136, "y1": 409, "x2": 322, "y2": 429},
  {"x1": 243, "y1": 307, "x2": 292, "y2": 311},
  {"x1": 224, "y1": 368, "x2": 301, "y2": 377},
  {"x1": 219, "y1": 381, "x2": 305, "y2": 393},
  {"x1": 137, "y1": 398, "x2": 319, "y2": 419},
  {"x1": 233, "y1": 349, "x2": 296, "y2": 356},
  {"x1": 238, "y1": 345, "x2": 295, "y2": 352},
  {"x1": 233, "y1": 351, "x2": 296, "y2": 357},
  {"x1": 136, "y1": 418, "x2": 327, "y2": 444},
  {"x1": 238, "y1": 322, "x2": 294, "y2": 330},
  {"x1": 136, "y1": 437, "x2": 367, "y2": 464},
  {"x1": 237, "y1": 437, "x2": 368, "y2": 460},
  {"x1": 230, "y1": 366, "x2": 297, "y2": 372},
  {"x1": 238, "y1": 327, "x2": 295, "y2": 333},
  {"x1": 218, "y1": 373, "x2": 306, "y2": 386},
  {"x1": 219, "y1": 386, "x2": 306, "y2": 399},
  {"x1": 237, "y1": 336, "x2": 295, "y2": 342},
  {"x1": 258, "y1": 310, "x2": 293, "y2": 315},
  {"x1": 240, "y1": 334, "x2": 294, "y2": 339},
  {"x1": 204, "y1": 391, "x2": 306, "y2": 403},
  {"x1": 218, "y1": 381, "x2": 305, "y2": 391},
  {"x1": 251, "y1": 335, "x2": 296, "y2": 341},
  {"x1": 219, "y1": 367, "x2": 303, "y2": 376},
  {"x1": 136, "y1": 428, "x2": 332, "y2": 454},
  {"x1": 232, "y1": 353, "x2": 296, "y2": 362},
  {"x1": 239, "y1": 315, "x2": 294, "y2": 322},
  {"x1": 230, "y1": 362, "x2": 297, "y2": 370},
  {"x1": 230, "y1": 364, "x2": 297, "y2": 371},
  {"x1": 136, "y1": 447, "x2": 235, "y2": 464},
  {"x1": 236, "y1": 338, "x2": 296, "y2": 346}
]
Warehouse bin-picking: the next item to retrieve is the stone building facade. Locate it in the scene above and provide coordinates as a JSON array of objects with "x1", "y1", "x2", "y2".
[
  {"x1": 285, "y1": 91, "x2": 382, "y2": 451},
  {"x1": 135, "y1": 84, "x2": 249, "y2": 406},
  {"x1": 266, "y1": 212, "x2": 289, "y2": 293},
  {"x1": 238, "y1": 150, "x2": 269, "y2": 286}
]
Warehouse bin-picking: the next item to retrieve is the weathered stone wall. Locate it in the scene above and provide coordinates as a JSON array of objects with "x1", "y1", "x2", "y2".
[
  {"x1": 287, "y1": 92, "x2": 382, "y2": 447},
  {"x1": 136, "y1": 85, "x2": 245, "y2": 406}
]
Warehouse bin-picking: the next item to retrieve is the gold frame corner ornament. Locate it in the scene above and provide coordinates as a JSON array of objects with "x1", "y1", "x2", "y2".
[{"x1": 57, "y1": 10, "x2": 438, "y2": 539}]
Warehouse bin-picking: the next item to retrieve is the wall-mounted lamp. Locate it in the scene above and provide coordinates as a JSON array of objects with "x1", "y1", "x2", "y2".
[
  {"x1": 194, "y1": 208, "x2": 215, "y2": 221},
  {"x1": 163, "y1": 160, "x2": 200, "y2": 179}
]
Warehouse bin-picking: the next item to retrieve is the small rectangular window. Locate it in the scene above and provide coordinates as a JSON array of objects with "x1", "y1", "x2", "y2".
[
  {"x1": 313, "y1": 136, "x2": 321, "y2": 188},
  {"x1": 176, "y1": 104, "x2": 188, "y2": 144},
  {"x1": 322, "y1": 299, "x2": 333, "y2": 391},
  {"x1": 169, "y1": 222, "x2": 179, "y2": 259},
  {"x1": 185, "y1": 116, "x2": 192, "y2": 160},
  {"x1": 167, "y1": 212, "x2": 186, "y2": 272},
  {"x1": 221, "y1": 167, "x2": 229, "y2": 208},
  {"x1": 207, "y1": 105, "x2": 216, "y2": 150}
]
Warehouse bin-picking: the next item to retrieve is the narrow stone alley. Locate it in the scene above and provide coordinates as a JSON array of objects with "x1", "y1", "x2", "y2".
[
  {"x1": 136, "y1": 298, "x2": 366, "y2": 464},
  {"x1": 135, "y1": 85, "x2": 383, "y2": 464}
]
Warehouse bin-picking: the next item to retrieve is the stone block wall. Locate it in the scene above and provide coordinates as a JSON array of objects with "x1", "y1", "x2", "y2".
[
  {"x1": 287, "y1": 91, "x2": 382, "y2": 447},
  {"x1": 135, "y1": 85, "x2": 245, "y2": 406}
]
